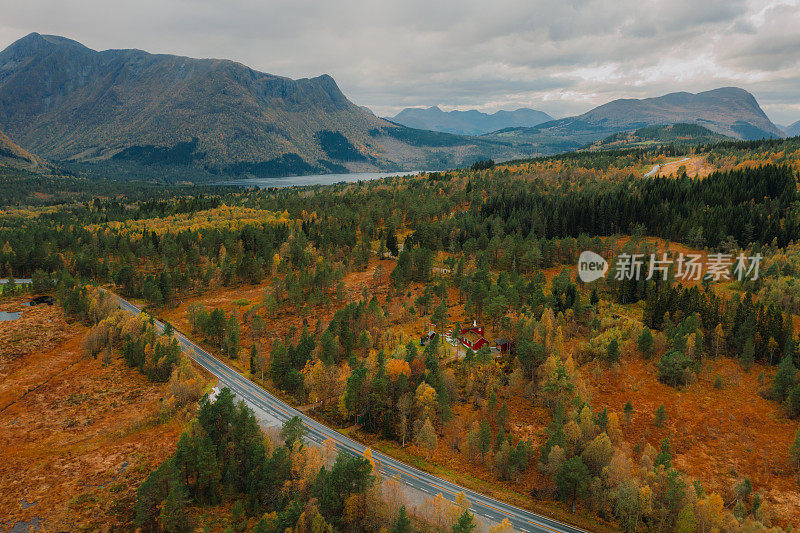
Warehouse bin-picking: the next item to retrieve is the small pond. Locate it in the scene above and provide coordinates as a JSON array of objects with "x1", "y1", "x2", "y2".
[{"x1": 0, "y1": 311, "x2": 21, "y2": 321}]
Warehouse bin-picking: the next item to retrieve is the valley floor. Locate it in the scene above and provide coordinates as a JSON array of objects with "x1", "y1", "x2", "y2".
[
  {"x1": 155, "y1": 247, "x2": 800, "y2": 530},
  {"x1": 0, "y1": 296, "x2": 210, "y2": 530}
]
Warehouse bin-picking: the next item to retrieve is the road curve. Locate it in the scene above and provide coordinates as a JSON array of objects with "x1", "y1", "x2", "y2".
[
  {"x1": 113, "y1": 294, "x2": 589, "y2": 533},
  {"x1": 644, "y1": 156, "x2": 691, "y2": 177}
]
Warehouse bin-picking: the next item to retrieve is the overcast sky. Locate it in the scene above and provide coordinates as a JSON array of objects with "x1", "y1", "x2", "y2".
[{"x1": 1, "y1": 0, "x2": 798, "y2": 125}]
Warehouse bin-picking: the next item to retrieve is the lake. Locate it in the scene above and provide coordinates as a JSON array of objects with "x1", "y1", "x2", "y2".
[{"x1": 217, "y1": 171, "x2": 422, "y2": 189}]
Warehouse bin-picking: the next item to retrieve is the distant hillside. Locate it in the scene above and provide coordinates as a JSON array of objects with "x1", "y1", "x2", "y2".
[
  {"x1": 0, "y1": 128, "x2": 46, "y2": 170},
  {"x1": 590, "y1": 123, "x2": 733, "y2": 150},
  {"x1": 786, "y1": 120, "x2": 800, "y2": 137},
  {"x1": 389, "y1": 106, "x2": 553, "y2": 135},
  {"x1": 484, "y1": 88, "x2": 784, "y2": 155},
  {"x1": 0, "y1": 33, "x2": 512, "y2": 180}
]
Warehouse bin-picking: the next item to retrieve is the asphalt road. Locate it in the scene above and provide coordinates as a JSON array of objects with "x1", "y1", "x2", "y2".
[
  {"x1": 644, "y1": 156, "x2": 691, "y2": 177},
  {"x1": 113, "y1": 295, "x2": 588, "y2": 533}
]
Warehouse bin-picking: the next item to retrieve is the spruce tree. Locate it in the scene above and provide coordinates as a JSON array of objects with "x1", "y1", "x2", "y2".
[
  {"x1": 392, "y1": 506, "x2": 412, "y2": 533},
  {"x1": 772, "y1": 354, "x2": 796, "y2": 402}
]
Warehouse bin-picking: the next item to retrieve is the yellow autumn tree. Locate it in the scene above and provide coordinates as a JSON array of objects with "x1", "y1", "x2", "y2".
[
  {"x1": 163, "y1": 356, "x2": 205, "y2": 412},
  {"x1": 447, "y1": 491, "x2": 470, "y2": 525},
  {"x1": 415, "y1": 418, "x2": 438, "y2": 459},
  {"x1": 295, "y1": 501, "x2": 330, "y2": 533},
  {"x1": 414, "y1": 382, "x2": 438, "y2": 424},
  {"x1": 289, "y1": 442, "x2": 324, "y2": 495},
  {"x1": 344, "y1": 493, "x2": 368, "y2": 530},
  {"x1": 304, "y1": 359, "x2": 334, "y2": 408},
  {"x1": 425, "y1": 493, "x2": 451, "y2": 531},
  {"x1": 696, "y1": 493, "x2": 725, "y2": 532},
  {"x1": 386, "y1": 358, "x2": 411, "y2": 382},
  {"x1": 321, "y1": 438, "x2": 337, "y2": 465},
  {"x1": 541, "y1": 308, "x2": 555, "y2": 348},
  {"x1": 581, "y1": 432, "x2": 613, "y2": 474},
  {"x1": 380, "y1": 474, "x2": 405, "y2": 525},
  {"x1": 606, "y1": 411, "x2": 623, "y2": 442},
  {"x1": 363, "y1": 448, "x2": 377, "y2": 476}
]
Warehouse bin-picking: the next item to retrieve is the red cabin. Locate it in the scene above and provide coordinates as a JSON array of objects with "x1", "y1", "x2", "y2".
[{"x1": 459, "y1": 321, "x2": 489, "y2": 351}]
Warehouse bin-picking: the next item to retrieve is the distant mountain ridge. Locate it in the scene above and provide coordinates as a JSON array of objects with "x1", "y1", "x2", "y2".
[
  {"x1": 576, "y1": 87, "x2": 783, "y2": 139},
  {"x1": 484, "y1": 87, "x2": 784, "y2": 155},
  {"x1": 786, "y1": 120, "x2": 800, "y2": 137},
  {"x1": 0, "y1": 33, "x2": 508, "y2": 178},
  {"x1": 0, "y1": 33, "x2": 788, "y2": 175},
  {"x1": 389, "y1": 106, "x2": 553, "y2": 135}
]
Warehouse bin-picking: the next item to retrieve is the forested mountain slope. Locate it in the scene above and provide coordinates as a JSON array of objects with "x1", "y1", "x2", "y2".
[{"x1": 0, "y1": 33, "x2": 510, "y2": 178}]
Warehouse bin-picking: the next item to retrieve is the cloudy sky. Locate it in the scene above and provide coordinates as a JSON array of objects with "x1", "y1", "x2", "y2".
[{"x1": 1, "y1": 0, "x2": 798, "y2": 125}]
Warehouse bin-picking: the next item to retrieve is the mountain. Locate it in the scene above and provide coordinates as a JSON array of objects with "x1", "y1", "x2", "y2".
[
  {"x1": 786, "y1": 120, "x2": 800, "y2": 137},
  {"x1": 590, "y1": 123, "x2": 734, "y2": 150},
  {"x1": 0, "y1": 33, "x2": 511, "y2": 179},
  {"x1": 484, "y1": 88, "x2": 784, "y2": 155},
  {"x1": 389, "y1": 106, "x2": 553, "y2": 135}
]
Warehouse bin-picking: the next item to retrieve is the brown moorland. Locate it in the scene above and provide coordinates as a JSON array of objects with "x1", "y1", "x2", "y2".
[{"x1": 0, "y1": 297, "x2": 210, "y2": 530}]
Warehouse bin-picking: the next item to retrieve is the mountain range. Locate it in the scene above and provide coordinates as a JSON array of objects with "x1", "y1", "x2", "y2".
[
  {"x1": 388, "y1": 106, "x2": 553, "y2": 136},
  {"x1": 786, "y1": 121, "x2": 800, "y2": 137},
  {"x1": 0, "y1": 33, "x2": 789, "y2": 179},
  {"x1": 0, "y1": 33, "x2": 506, "y2": 178},
  {"x1": 483, "y1": 87, "x2": 785, "y2": 154}
]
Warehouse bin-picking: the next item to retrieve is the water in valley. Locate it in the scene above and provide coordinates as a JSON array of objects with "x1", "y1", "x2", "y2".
[{"x1": 217, "y1": 171, "x2": 422, "y2": 188}]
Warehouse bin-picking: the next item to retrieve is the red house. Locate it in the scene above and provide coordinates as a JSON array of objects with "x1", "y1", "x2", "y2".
[{"x1": 459, "y1": 321, "x2": 489, "y2": 351}]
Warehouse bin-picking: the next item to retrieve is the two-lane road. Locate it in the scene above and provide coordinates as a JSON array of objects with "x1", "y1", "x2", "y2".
[{"x1": 114, "y1": 295, "x2": 588, "y2": 533}]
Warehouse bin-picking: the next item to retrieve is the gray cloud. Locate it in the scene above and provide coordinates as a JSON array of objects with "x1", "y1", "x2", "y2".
[{"x1": 0, "y1": 0, "x2": 797, "y2": 124}]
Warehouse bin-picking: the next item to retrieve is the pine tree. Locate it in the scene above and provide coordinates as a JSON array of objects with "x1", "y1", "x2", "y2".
[
  {"x1": 392, "y1": 505, "x2": 412, "y2": 533},
  {"x1": 654, "y1": 404, "x2": 667, "y2": 427},
  {"x1": 249, "y1": 344, "x2": 259, "y2": 375},
  {"x1": 789, "y1": 383, "x2": 800, "y2": 417},
  {"x1": 790, "y1": 426, "x2": 800, "y2": 470},
  {"x1": 497, "y1": 401, "x2": 509, "y2": 431},
  {"x1": 623, "y1": 401, "x2": 634, "y2": 424},
  {"x1": 159, "y1": 483, "x2": 189, "y2": 533},
  {"x1": 231, "y1": 500, "x2": 247, "y2": 533},
  {"x1": 386, "y1": 225, "x2": 399, "y2": 257},
  {"x1": 590, "y1": 288, "x2": 599, "y2": 306},
  {"x1": 555, "y1": 456, "x2": 589, "y2": 512},
  {"x1": 772, "y1": 354, "x2": 796, "y2": 402},
  {"x1": 281, "y1": 416, "x2": 307, "y2": 448},
  {"x1": 740, "y1": 338, "x2": 755, "y2": 370},
  {"x1": 487, "y1": 390, "x2": 498, "y2": 419},
  {"x1": 606, "y1": 339, "x2": 620, "y2": 363},
  {"x1": 478, "y1": 419, "x2": 492, "y2": 460},
  {"x1": 638, "y1": 327, "x2": 653, "y2": 356},
  {"x1": 451, "y1": 509, "x2": 476, "y2": 533},
  {"x1": 654, "y1": 438, "x2": 672, "y2": 469}
]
